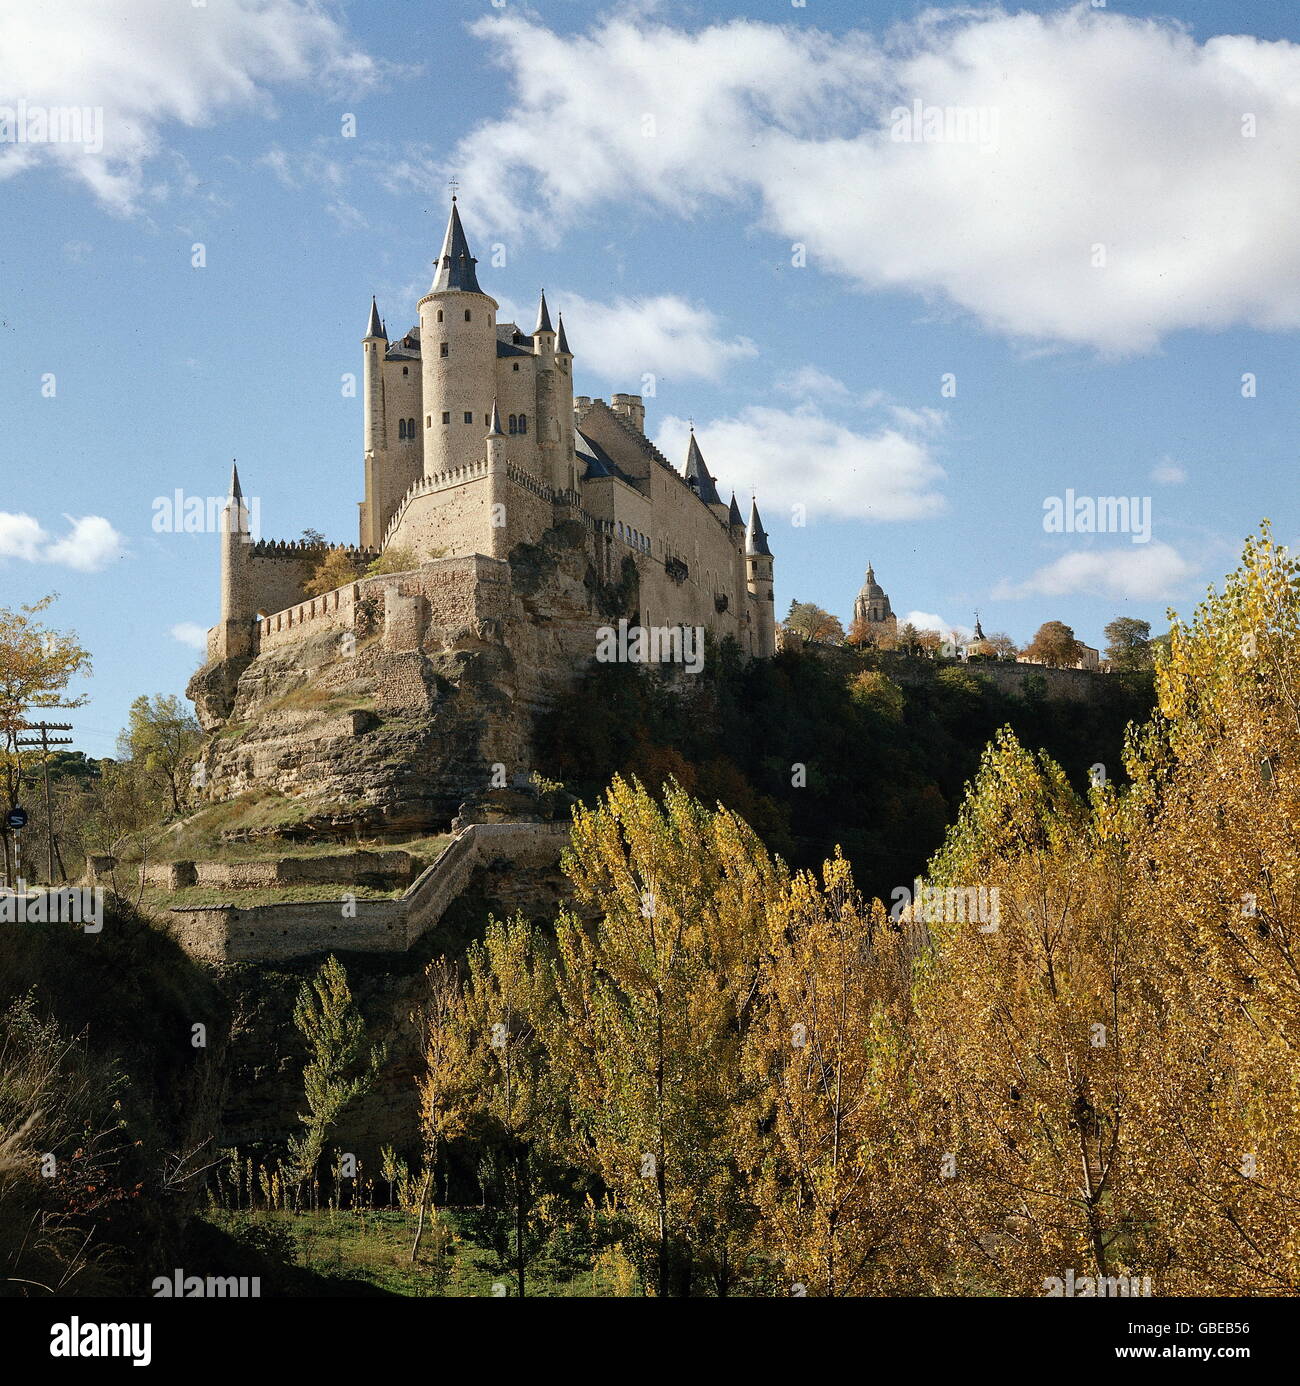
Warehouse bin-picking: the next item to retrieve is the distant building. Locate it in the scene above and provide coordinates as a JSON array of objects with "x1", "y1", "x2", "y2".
[{"x1": 851, "y1": 563, "x2": 898, "y2": 644}]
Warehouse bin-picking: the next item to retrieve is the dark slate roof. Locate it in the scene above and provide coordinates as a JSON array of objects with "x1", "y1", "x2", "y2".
[
  {"x1": 430, "y1": 199, "x2": 483, "y2": 294},
  {"x1": 496, "y1": 322, "x2": 533, "y2": 357},
  {"x1": 535, "y1": 290, "x2": 554, "y2": 335},
  {"x1": 727, "y1": 492, "x2": 744, "y2": 528},
  {"x1": 684, "y1": 432, "x2": 722, "y2": 506},
  {"x1": 556, "y1": 313, "x2": 571, "y2": 355},
  {"x1": 746, "y1": 500, "x2": 772, "y2": 557},
  {"x1": 576, "y1": 428, "x2": 616, "y2": 480},
  {"x1": 366, "y1": 297, "x2": 384, "y2": 338}
]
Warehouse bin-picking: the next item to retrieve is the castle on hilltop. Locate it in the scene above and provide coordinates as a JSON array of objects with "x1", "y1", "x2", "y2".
[
  {"x1": 206, "y1": 198, "x2": 777, "y2": 672},
  {"x1": 188, "y1": 201, "x2": 777, "y2": 829}
]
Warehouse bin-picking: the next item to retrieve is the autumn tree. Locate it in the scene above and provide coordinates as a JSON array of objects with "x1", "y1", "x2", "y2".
[
  {"x1": 0, "y1": 596, "x2": 90, "y2": 886},
  {"x1": 784, "y1": 601, "x2": 845, "y2": 645},
  {"x1": 543, "y1": 776, "x2": 784, "y2": 1295},
  {"x1": 984, "y1": 631, "x2": 1019, "y2": 661},
  {"x1": 304, "y1": 547, "x2": 364, "y2": 598},
  {"x1": 1023, "y1": 620, "x2": 1085, "y2": 668},
  {"x1": 412, "y1": 958, "x2": 474, "y2": 1261},
  {"x1": 746, "y1": 852, "x2": 921, "y2": 1294}
]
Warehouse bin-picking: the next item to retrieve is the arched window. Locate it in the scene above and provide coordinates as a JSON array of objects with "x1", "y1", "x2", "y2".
[
  {"x1": 518, "y1": 413, "x2": 528, "y2": 435},
  {"x1": 437, "y1": 310, "x2": 443, "y2": 323},
  {"x1": 398, "y1": 419, "x2": 407, "y2": 440},
  {"x1": 408, "y1": 417, "x2": 416, "y2": 437},
  {"x1": 508, "y1": 414, "x2": 518, "y2": 435}
]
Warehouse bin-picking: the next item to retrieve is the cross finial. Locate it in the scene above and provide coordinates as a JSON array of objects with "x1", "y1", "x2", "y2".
[{"x1": 448, "y1": 176, "x2": 459, "y2": 201}]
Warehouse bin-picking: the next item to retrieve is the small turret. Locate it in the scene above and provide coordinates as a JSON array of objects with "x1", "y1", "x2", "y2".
[
  {"x1": 556, "y1": 312, "x2": 571, "y2": 357},
  {"x1": 684, "y1": 429, "x2": 723, "y2": 508},
  {"x1": 745, "y1": 498, "x2": 776, "y2": 657},
  {"x1": 534, "y1": 290, "x2": 554, "y2": 338},
  {"x1": 365, "y1": 296, "x2": 385, "y2": 340},
  {"x1": 727, "y1": 492, "x2": 744, "y2": 529},
  {"x1": 745, "y1": 499, "x2": 772, "y2": 557}
]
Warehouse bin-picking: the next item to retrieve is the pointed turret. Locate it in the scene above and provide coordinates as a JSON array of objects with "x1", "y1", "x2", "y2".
[
  {"x1": 727, "y1": 492, "x2": 744, "y2": 528},
  {"x1": 745, "y1": 499, "x2": 772, "y2": 557},
  {"x1": 430, "y1": 197, "x2": 483, "y2": 293},
  {"x1": 229, "y1": 462, "x2": 243, "y2": 502},
  {"x1": 684, "y1": 429, "x2": 723, "y2": 506},
  {"x1": 556, "y1": 312, "x2": 571, "y2": 356},
  {"x1": 534, "y1": 290, "x2": 554, "y2": 336},
  {"x1": 489, "y1": 400, "x2": 504, "y2": 436},
  {"x1": 365, "y1": 296, "x2": 384, "y2": 339}
]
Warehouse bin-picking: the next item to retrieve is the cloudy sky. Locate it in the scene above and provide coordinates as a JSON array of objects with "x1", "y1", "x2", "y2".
[{"x1": 2, "y1": 0, "x2": 1297, "y2": 754}]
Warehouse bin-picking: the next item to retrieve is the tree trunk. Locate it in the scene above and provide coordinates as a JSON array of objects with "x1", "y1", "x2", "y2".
[{"x1": 409, "y1": 1161, "x2": 434, "y2": 1263}]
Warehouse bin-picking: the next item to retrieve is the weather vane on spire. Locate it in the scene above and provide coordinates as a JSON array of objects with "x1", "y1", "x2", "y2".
[{"x1": 448, "y1": 176, "x2": 459, "y2": 201}]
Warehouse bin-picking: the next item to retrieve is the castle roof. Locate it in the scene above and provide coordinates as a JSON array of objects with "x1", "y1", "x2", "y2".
[
  {"x1": 495, "y1": 322, "x2": 533, "y2": 357},
  {"x1": 556, "y1": 313, "x2": 571, "y2": 355},
  {"x1": 534, "y1": 290, "x2": 554, "y2": 336},
  {"x1": 746, "y1": 500, "x2": 772, "y2": 557},
  {"x1": 684, "y1": 431, "x2": 722, "y2": 506},
  {"x1": 727, "y1": 492, "x2": 744, "y2": 528},
  {"x1": 575, "y1": 428, "x2": 619, "y2": 481},
  {"x1": 366, "y1": 296, "x2": 385, "y2": 339},
  {"x1": 430, "y1": 198, "x2": 484, "y2": 294}
]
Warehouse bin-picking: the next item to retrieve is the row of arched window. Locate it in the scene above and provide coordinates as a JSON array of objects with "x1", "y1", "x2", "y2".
[
  {"x1": 508, "y1": 413, "x2": 528, "y2": 435},
  {"x1": 396, "y1": 417, "x2": 418, "y2": 440}
]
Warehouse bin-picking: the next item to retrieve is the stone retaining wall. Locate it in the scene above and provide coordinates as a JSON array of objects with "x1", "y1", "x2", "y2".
[{"x1": 167, "y1": 821, "x2": 569, "y2": 963}]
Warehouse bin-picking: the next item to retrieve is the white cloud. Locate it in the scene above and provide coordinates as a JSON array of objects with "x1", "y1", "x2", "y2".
[
  {"x1": 0, "y1": 0, "x2": 380, "y2": 211},
  {"x1": 993, "y1": 542, "x2": 1196, "y2": 601},
  {"x1": 776, "y1": 366, "x2": 886, "y2": 409},
  {"x1": 0, "y1": 512, "x2": 125, "y2": 571},
  {"x1": 654, "y1": 407, "x2": 946, "y2": 523},
  {"x1": 500, "y1": 292, "x2": 756, "y2": 383},
  {"x1": 0, "y1": 512, "x2": 48, "y2": 563},
  {"x1": 905, "y1": 610, "x2": 972, "y2": 641},
  {"x1": 170, "y1": 622, "x2": 209, "y2": 650},
  {"x1": 1152, "y1": 458, "x2": 1188, "y2": 485},
  {"x1": 453, "y1": 9, "x2": 1300, "y2": 352}
]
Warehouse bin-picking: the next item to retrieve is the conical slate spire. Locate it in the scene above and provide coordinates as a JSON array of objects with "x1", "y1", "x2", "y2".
[
  {"x1": 534, "y1": 289, "x2": 554, "y2": 335},
  {"x1": 556, "y1": 312, "x2": 570, "y2": 355},
  {"x1": 727, "y1": 492, "x2": 744, "y2": 528},
  {"x1": 489, "y1": 400, "x2": 504, "y2": 436},
  {"x1": 366, "y1": 296, "x2": 384, "y2": 338},
  {"x1": 746, "y1": 498, "x2": 772, "y2": 557},
  {"x1": 431, "y1": 198, "x2": 483, "y2": 293},
  {"x1": 229, "y1": 462, "x2": 243, "y2": 501},
  {"x1": 684, "y1": 430, "x2": 722, "y2": 506}
]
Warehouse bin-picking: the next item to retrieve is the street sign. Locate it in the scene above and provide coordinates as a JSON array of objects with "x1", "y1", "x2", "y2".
[{"x1": 5, "y1": 808, "x2": 29, "y2": 830}]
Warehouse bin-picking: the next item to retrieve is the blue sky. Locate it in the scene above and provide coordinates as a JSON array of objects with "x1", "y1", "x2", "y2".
[{"x1": 1, "y1": 0, "x2": 1297, "y2": 756}]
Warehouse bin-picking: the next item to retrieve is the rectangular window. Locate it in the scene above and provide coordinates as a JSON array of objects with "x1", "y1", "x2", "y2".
[
  {"x1": 440, "y1": 342, "x2": 449, "y2": 358},
  {"x1": 464, "y1": 412, "x2": 473, "y2": 424},
  {"x1": 464, "y1": 310, "x2": 472, "y2": 322},
  {"x1": 512, "y1": 363, "x2": 520, "y2": 372},
  {"x1": 441, "y1": 412, "x2": 450, "y2": 425}
]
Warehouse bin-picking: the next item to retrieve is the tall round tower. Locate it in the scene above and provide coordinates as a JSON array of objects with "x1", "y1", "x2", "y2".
[{"x1": 417, "y1": 198, "x2": 499, "y2": 478}]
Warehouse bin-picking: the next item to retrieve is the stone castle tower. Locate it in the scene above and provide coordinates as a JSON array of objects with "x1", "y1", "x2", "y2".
[{"x1": 852, "y1": 563, "x2": 897, "y2": 644}]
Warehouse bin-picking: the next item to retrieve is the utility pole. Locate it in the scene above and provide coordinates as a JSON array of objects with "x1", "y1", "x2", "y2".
[{"x1": 16, "y1": 722, "x2": 73, "y2": 884}]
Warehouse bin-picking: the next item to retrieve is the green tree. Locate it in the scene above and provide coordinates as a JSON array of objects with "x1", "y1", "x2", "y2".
[
  {"x1": 1103, "y1": 616, "x2": 1153, "y2": 671},
  {"x1": 286, "y1": 956, "x2": 384, "y2": 1207},
  {"x1": 117, "y1": 694, "x2": 202, "y2": 816}
]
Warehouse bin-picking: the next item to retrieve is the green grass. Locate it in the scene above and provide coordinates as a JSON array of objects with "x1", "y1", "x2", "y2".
[
  {"x1": 141, "y1": 883, "x2": 402, "y2": 910},
  {"x1": 204, "y1": 1209, "x2": 631, "y2": 1297}
]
